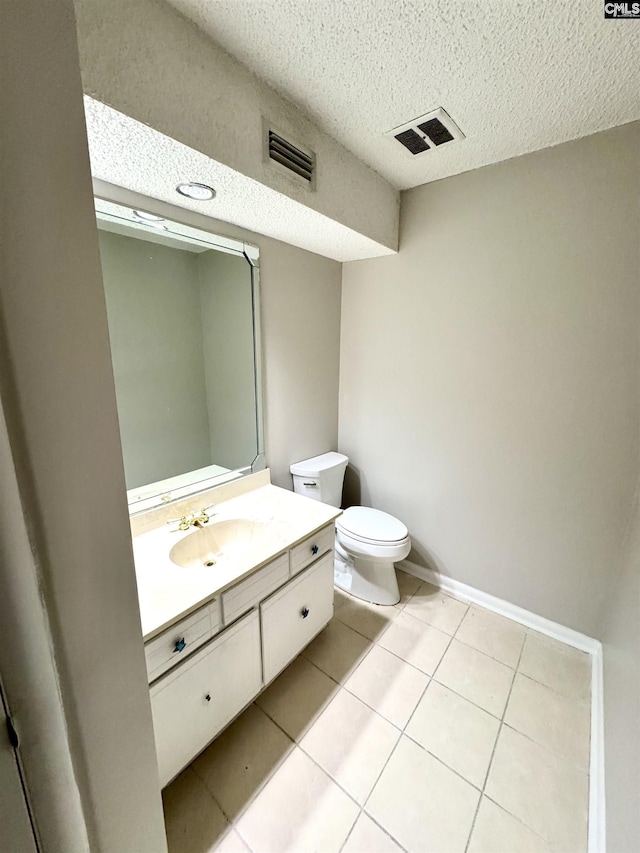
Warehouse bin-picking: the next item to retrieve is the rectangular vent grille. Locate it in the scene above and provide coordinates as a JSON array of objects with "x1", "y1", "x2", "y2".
[
  {"x1": 268, "y1": 131, "x2": 314, "y2": 182},
  {"x1": 386, "y1": 108, "x2": 464, "y2": 158},
  {"x1": 394, "y1": 129, "x2": 430, "y2": 155},
  {"x1": 417, "y1": 118, "x2": 455, "y2": 147}
]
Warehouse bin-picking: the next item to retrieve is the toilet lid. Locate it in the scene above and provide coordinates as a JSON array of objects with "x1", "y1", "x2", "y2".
[{"x1": 337, "y1": 507, "x2": 408, "y2": 544}]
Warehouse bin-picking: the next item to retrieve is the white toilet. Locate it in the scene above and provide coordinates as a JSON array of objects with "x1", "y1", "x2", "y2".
[{"x1": 290, "y1": 452, "x2": 411, "y2": 606}]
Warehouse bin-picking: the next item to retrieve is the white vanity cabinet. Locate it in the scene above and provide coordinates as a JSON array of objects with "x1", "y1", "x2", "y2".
[
  {"x1": 150, "y1": 611, "x2": 261, "y2": 786},
  {"x1": 261, "y1": 552, "x2": 334, "y2": 684},
  {"x1": 146, "y1": 523, "x2": 335, "y2": 787}
]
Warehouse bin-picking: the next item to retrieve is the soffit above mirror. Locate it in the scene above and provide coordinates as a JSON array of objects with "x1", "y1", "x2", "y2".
[{"x1": 85, "y1": 97, "x2": 395, "y2": 264}]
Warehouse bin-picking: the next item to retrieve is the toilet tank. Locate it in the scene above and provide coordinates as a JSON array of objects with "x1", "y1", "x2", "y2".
[{"x1": 290, "y1": 452, "x2": 349, "y2": 508}]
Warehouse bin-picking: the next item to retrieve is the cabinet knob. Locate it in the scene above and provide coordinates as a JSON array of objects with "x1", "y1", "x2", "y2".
[
  {"x1": 173, "y1": 637, "x2": 187, "y2": 653},
  {"x1": 205, "y1": 693, "x2": 211, "y2": 702},
  {"x1": 301, "y1": 607, "x2": 310, "y2": 619},
  {"x1": 311, "y1": 544, "x2": 319, "y2": 555}
]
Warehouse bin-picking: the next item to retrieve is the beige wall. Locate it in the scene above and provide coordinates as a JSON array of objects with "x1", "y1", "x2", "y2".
[
  {"x1": 601, "y1": 493, "x2": 640, "y2": 852},
  {"x1": 0, "y1": 0, "x2": 167, "y2": 849},
  {"x1": 96, "y1": 180, "x2": 342, "y2": 490},
  {"x1": 340, "y1": 122, "x2": 640, "y2": 637}
]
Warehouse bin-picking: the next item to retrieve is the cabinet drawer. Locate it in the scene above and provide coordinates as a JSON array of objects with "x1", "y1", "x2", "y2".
[
  {"x1": 150, "y1": 610, "x2": 262, "y2": 787},
  {"x1": 289, "y1": 524, "x2": 334, "y2": 576},
  {"x1": 261, "y1": 552, "x2": 334, "y2": 685},
  {"x1": 222, "y1": 553, "x2": 289, "y2": 625},
  {"x1": 145, "y1": 598, "x2": 221, "y2": 683}
]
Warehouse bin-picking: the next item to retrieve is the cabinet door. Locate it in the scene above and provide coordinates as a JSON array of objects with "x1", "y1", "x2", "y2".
[
  {"x1": 150, "y1": 610, "x2": 261, "y2": 787},
  {"x1": 261, "y1": 552, "x2": 334, "y2": 685}
]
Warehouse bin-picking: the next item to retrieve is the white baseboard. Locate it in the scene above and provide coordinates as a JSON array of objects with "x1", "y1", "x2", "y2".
[
  {"x1": 397, "y1": 559, "x2": 600, "y2": 653},
  {"x1": 588, "y1": 645, "x2": 606, "y2": 853},
  {"x1": 397, "y1": 559, "x2": 606, "y2": 853}
]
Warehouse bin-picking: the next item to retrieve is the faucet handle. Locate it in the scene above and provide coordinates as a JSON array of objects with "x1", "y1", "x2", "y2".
[
  {"x1": 166, "y1": 516, "x2": 190, "y2": 532},
  {"x1": 199, "y1": 504, "x2": 216, "y2": 523}
]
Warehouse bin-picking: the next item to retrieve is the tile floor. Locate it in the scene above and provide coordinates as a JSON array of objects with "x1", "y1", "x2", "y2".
[{"x1": 163, "y1": 570, "x2": 592, "y2": 853}]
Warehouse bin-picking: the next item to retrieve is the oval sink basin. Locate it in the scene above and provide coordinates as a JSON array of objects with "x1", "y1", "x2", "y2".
[{"x1": 169, "y1": 519, "x2": 269, "y2": 569}]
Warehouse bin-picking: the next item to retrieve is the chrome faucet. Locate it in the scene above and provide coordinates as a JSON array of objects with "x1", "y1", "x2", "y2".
[{"x1": 167, "y1": 505, "x2": 216, "y2": 532}]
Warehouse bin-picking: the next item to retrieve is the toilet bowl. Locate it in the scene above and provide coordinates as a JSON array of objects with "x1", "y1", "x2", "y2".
[
  {"x1": 334, "y1": 506, "x2": 411, "y2": 605},
  {"x1": 290, "y1": 452, "x2": 411, "y2": 606}
]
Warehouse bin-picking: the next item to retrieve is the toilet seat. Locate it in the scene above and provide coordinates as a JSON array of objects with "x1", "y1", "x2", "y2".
[{"x1": 336, "y1": 506, "x2": 408, "y2": 545}]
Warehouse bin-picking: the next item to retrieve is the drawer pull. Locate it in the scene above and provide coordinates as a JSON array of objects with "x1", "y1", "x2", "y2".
[
  {"x1": 173, "y1": 638, "x2": 187, "y2": 653},
  {"x1": 301, "y1": 607, "x2": 310, "y2": 619},
  {"x1": 311, "y1": 545, "x2": 319, "y2": 555},
  {"x1": 205, "y1": 693, "x2": 211, "y2": 702}
]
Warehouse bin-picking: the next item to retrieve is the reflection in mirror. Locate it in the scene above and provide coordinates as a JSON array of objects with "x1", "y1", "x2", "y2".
[{"x1": 94, "y1": 199, "x2": 264, "y2": 511}]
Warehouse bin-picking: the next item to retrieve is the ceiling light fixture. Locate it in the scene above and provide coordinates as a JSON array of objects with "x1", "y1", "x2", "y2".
[
  {"x1": 133, "y1": 210, "x2": 165, "y2": 222},
  {"x1": 176, "y1": 182, "x2": 216, "y2": 201}
]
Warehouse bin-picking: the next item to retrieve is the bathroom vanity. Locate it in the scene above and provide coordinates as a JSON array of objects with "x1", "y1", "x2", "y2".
[
  {"x1": 95, "y1": 197, "x2": 339, "y2": 787},
  {"x1": 130, "y1": 470, "x2": 340, "y2": 786}
]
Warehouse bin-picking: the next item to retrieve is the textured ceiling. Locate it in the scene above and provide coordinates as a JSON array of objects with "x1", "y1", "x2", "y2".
[
  {"x1": 166, "y1": 0, "x2": 640, "y2": 190},
  {"x1": 84, "y1": 98, "x2": 393, "y2": 262}
]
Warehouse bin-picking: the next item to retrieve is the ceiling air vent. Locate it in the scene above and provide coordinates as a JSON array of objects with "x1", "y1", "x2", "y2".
[
  {"x1": 265, "y1": 123, "x2": 316, "y2": 189},
  {"x1": 386, "y1": 108, "x2": 464, "y2": 158}
]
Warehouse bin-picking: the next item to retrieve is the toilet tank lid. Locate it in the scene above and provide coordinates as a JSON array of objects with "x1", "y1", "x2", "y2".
[{"x1": 290, "y1": 451, "x2": 349, "y2": 477}]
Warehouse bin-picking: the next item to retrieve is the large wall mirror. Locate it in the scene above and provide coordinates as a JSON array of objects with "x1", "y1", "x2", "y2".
[{"x1": 95, "y1": 198, "x2": 265, "y2": 512}]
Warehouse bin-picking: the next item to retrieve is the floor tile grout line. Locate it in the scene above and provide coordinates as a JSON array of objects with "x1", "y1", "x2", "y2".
[
  {"x1": 447, "y1": 634, "x2": 522, "y2": 671},
  {"x1": 401, "y1": 729, "x2": 487, "y2": 794},
  {"x1": 400, "y1": 677, "x2": 433, "y2": 737},
  {"x1": 242, "y1": 706, "x2": 372, "y2": 852},
  {"x1": 463, "y1": 629, "x2": 527, "y2": 853},
  {"x1": 369, "y1": 610, "x2": 460, "y2": 679},
  {"x1": 192, "y1": 701, "x2": 306, "y2": 846},
  {"x1": 376, "y1": 629, "x2": 454, "y2": 677},
  {"x1": 423, "y1": 621, "x2": 458, "y2": 682},
  {"x1": 307, "y1": 600, "x2": 591, "y2": 844},
  {"x1": 481, "y1": 791, "x2": 554, "y2": 844},
  {"x1": 323, "y1": 631, "x2": 491, "y2": 839},
  {"x1": 338, "y1": 810, "x2": 362, "y2": 853},
  {"x1": 395, "y1": 579, "x2": 591, "y2": 847},
  {"x1": 333, "y1": 605, "x2": 398, "y2": 646},
  {"x1": 259, "y1": 669, "x2": 412, "y2": 806},
  {"x1": 266, "y1": 660, "x2": 492, "y2": 806},
  {"x1": 361, "y1": 727, "x2": 404, "y2": 814},
  {"x1": 512, "y1": 666, "x2": 592, "y2": 708},
  {"x1": 516, "y1": 659, "x2": 593, "y2": 708},
  {"x1": 499, "y1": 721, "x2": 591, "y2": 776},
  {"x1": 428, "y1": 674, "x2": 508, "y2": 721},
  {"x1": 360, "y1": 809, "x2": 411, "y2": 853},
  {"x1": 187, "y1": 764, "x2": 257, "y2": 853},
  {"x1": 257, "y1": 695, "x2": 381, "y2": 818},
  {"x1": 307, "y1": 609, "x2": 517, "y2": 726},
  {"x1": 302, "y1": 624, "x2": 437, "y2": 733},
  {"x1": 228, "y1": 821, "x2": 255, "y2": 853},
  {"x1": 170, "y1": 764, "x2": 252, "y2": 851},
  {"x1": 301, "y1": 617, "x2": 381, "y2": 680}
]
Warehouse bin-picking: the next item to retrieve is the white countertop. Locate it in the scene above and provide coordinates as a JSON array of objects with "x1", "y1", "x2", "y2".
[{"x1": 131, "y1": 478, "x2": 341, "y2": 641}]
